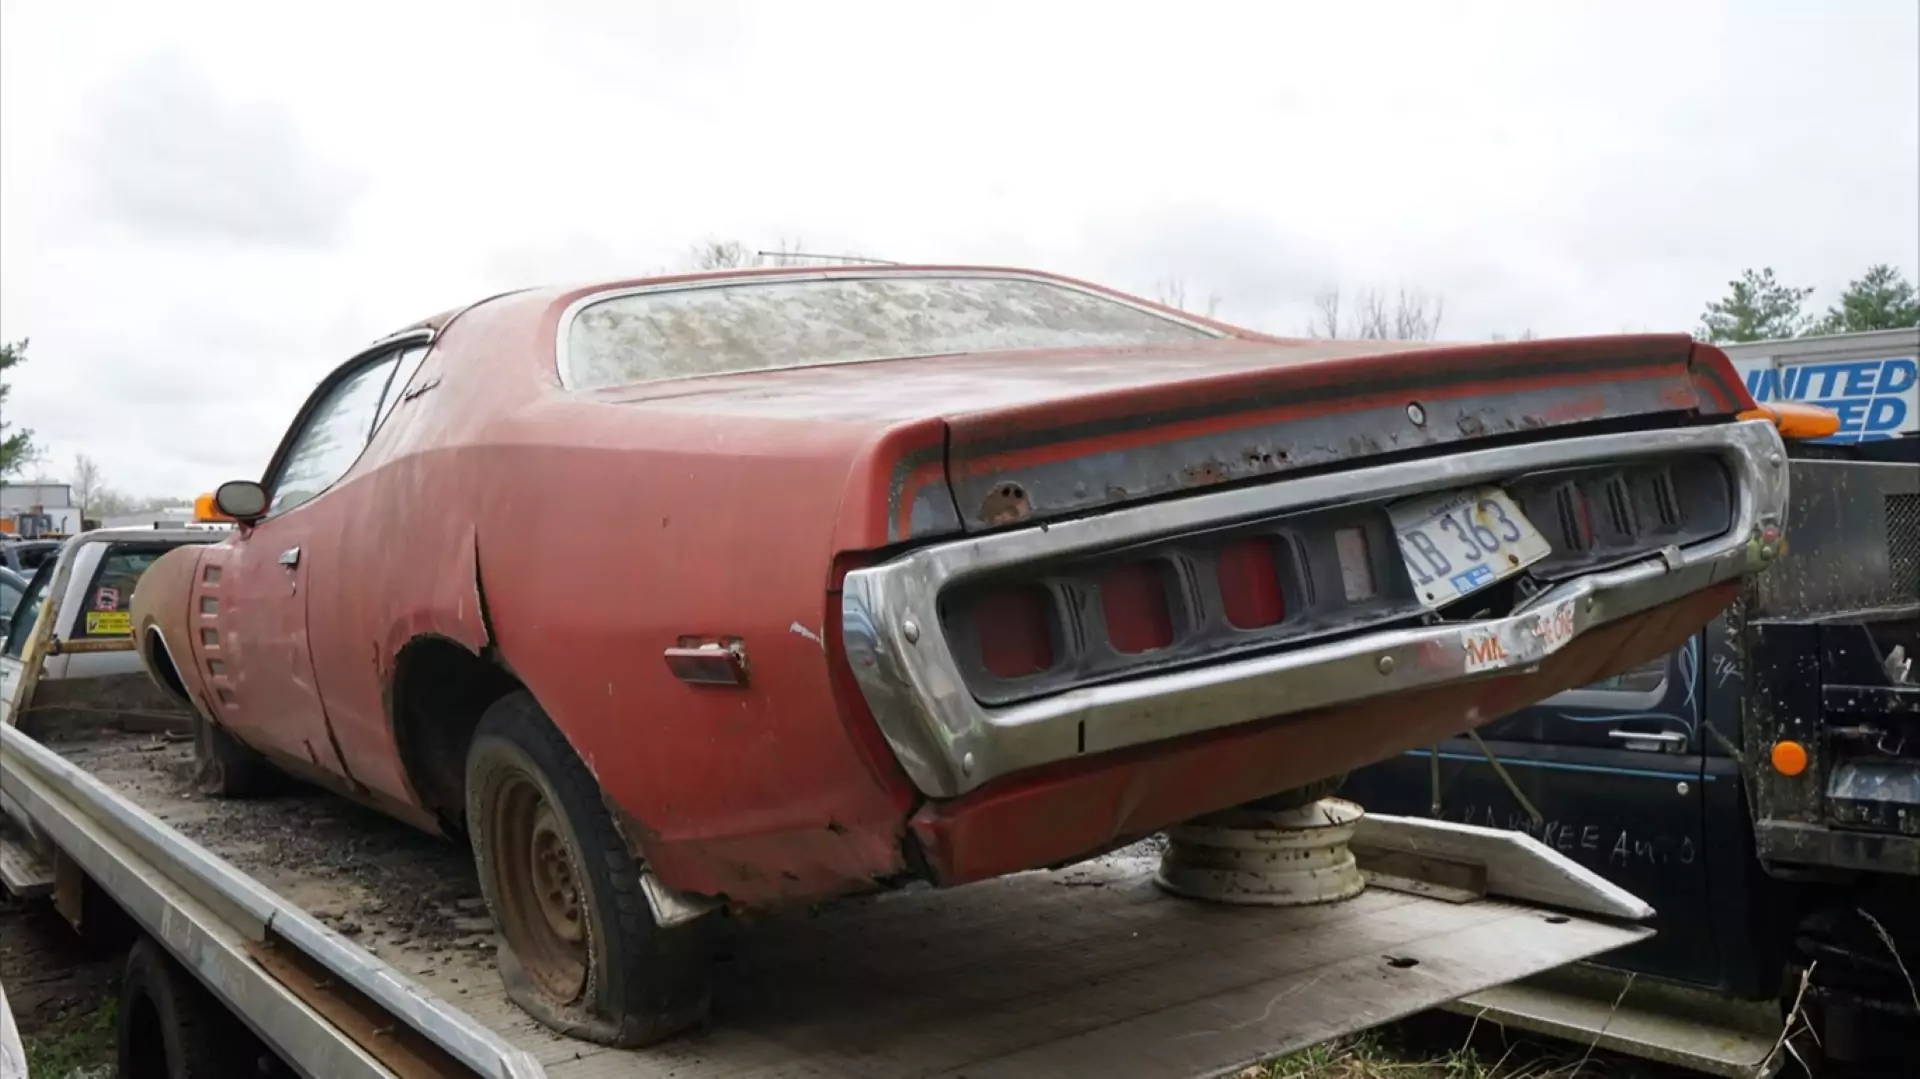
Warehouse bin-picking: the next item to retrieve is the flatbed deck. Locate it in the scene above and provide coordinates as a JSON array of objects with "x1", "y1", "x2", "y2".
[{"x1": 5, "y1": 726, "x2": 1655, "y2": 1079}]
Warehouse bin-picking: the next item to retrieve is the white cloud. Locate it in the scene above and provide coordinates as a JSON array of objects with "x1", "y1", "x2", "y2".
[{"x1": 2, "y1": 0, "x2": 1915, "y2": 497}]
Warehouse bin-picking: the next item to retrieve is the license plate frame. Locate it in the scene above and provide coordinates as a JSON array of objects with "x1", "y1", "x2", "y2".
[{"x1": 1388, "y1": 486, "x2": 1553, "y2": 609}]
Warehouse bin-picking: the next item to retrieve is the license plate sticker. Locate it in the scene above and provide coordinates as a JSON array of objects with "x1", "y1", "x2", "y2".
[{"x1": 1388, "y1": 486, "x2": 1552, "y2": 609}]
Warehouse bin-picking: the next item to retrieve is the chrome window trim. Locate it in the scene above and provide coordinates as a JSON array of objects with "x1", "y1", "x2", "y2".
[
  {"x1": 842, "y1": 420, "x2": 1790, "y2": 798},
  {"x1": 552, "y1": 268, "x2": 1228, "y2": 391},
  {"x1": 259, "y1": 328, "x2": 436, "y2": 521}
]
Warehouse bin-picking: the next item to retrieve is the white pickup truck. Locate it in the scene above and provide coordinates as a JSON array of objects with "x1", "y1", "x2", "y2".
[{"x1": 0, "y1": 528, "x2": 223, "y2": 735}]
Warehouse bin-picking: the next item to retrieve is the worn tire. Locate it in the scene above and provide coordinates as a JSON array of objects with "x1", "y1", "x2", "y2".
[
  {"x1": 465, "y1": 691, "x2": 712, "y2": 1047},
  {"x1": 193, "y1": 714, "x2": 283, "y2": 798},
  {"x1": 118, "y1": 936, "x2": 268, "y2": 1079},
  {"x1": 1245, "y1": 773, "x2": 1348, "y2": 812}
]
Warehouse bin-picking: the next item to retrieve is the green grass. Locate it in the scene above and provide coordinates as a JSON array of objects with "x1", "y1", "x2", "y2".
[
  {"x1": 1248, "y1": 1017, "x2": 1683, "y2": 1079},
  {"x1": 22, "y1": 992, "x2": 117, "y2": 1079}
]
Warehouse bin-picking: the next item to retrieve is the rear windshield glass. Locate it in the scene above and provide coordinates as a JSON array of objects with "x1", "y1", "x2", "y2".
[{"x1": 564, "y1": 275, "x2": 1218, "y2": 390}]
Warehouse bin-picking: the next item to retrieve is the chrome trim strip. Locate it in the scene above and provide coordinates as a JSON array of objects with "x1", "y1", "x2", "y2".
[
  {"x1": 552, "y1": 268, "x2": 1228, "y2": 390},
  {"x1": 843, "y1": 420, "x2": 1790, "y2": 798}
]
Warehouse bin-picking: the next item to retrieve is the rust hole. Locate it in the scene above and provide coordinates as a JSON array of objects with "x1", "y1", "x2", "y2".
[
  {"x1": 980, "y1": 482, "x2": 1031, "y2": 526},
  {"x1": 1182, "y1": 461, "x2": 1229, "y2": 488}
]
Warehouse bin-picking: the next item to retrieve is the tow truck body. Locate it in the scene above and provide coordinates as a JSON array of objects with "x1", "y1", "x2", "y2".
[
  {"x1": 1346, "y1": 328, "x2": 1920, "y2": 1077},
  {"x1": 3, "y1": 722, "x2": 1659, "y2": 1079}
]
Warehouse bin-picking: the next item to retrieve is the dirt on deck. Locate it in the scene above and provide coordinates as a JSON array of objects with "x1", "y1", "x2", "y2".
[{"x1": 47, "y1": 731, "x2": 497, "y2": 960}]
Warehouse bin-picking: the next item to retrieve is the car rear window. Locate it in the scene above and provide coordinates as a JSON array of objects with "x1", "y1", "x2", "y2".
[{"x1": 564, "y1": 275, "x2": 1218, "y2": 390}]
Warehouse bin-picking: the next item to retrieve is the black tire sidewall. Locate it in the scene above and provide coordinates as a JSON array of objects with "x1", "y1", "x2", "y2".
[
  {"x1": 464, "y1": 691, "x2": 710, "y2": 1045},
  {"x1": 118, "y1": 937, "x2": 250, "y2": 1079},
  {"x1": 466, "y1": 724, "x2": 626, "y2": 1006}
]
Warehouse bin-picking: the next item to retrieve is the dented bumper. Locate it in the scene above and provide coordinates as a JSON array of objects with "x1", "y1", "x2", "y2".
[{"x1": 843, "y1": 420, "x2": 1790, "y2": 799}]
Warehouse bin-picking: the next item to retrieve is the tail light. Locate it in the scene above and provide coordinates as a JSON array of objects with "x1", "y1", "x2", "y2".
[
  {"x1": 1100, "y1": 561, "x2": 1175, "y2": 653},
  {"x1": 974, "y1": 585, "x2": 1056, "y2": 679},
  {"x1": 1216, "y1": 537, "x2": 1286, "y2": 629}
]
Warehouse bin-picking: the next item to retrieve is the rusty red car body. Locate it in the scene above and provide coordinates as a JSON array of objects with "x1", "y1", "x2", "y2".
[{"x1": 131, "y1": 265, "x2": 1785, "y2": 1041}]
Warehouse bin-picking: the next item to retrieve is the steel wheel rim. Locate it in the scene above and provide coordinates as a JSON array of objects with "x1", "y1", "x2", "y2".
[{"x1": 489, "y1": 773, "x2": 589, "y2": 1002}]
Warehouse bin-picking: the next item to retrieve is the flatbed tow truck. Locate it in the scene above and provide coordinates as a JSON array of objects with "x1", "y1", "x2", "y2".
[
  {"x1": 4, "y1": 535, "x2": 1663, "y2": 1079},
  {"x1": 2, "y1": 728, "x2": 1665, "y2": 1079}
]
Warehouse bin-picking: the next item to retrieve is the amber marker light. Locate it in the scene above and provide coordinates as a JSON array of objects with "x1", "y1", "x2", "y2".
[
  {"x1": 1737, "y1": 401, "x2": 1841, "y2": 441},
  {"x1": 1770, "y1": 740, "x2": 1808, "y2": 777}
]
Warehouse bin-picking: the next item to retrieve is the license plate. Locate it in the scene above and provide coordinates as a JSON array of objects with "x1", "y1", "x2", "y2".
[{"x1": 1388, "y1": 486, "x2": 1552, "y2": 609}]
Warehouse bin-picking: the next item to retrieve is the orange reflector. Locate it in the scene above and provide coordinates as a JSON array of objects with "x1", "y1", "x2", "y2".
[
  {"x1": 1737, "y1": 402, "x2": 1841, "y2": 441},
  {"x1": 193, "y1": 492, "x2": 235, "y2": 523},
  {"x1": 1770, "y1": 740, "x2": 1808, "y2": 776}
]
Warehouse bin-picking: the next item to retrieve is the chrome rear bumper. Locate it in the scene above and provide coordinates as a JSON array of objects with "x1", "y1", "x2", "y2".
[{"x1": 843, "y1": 420, "x2": 1789, "y2": 798}]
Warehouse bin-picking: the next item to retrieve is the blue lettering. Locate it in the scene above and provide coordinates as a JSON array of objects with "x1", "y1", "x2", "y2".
[
  {"x1": 1805, "y1": 364, "x2": 1840, "y2": 397},
  {"x1": 1830, "y1": 399, "x2": 1868, "y2": 434},
  {"x1": 1745, "y1": 368, "x2": 1783, "y2": 402},
  {"x1": 1879, "y1": 357, "x2": 1918, "y2": 395},
  {"x1": 1842, "y1": 361, "x2": 1880, "y2": 396},
  {"x1": 1738, "y1": 357, "x2": 1915, "y2": 442}
]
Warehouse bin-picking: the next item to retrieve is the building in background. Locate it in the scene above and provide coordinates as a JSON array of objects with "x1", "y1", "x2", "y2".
[{"x1": 0, "y1": 482, "x2": 81, "y2": 536}]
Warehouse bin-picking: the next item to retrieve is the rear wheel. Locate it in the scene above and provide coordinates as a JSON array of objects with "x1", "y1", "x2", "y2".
[
  {"x1": 465, "y1": 692, "x2": 711, "y2": 1047},
  {"x1": 118, "y1": 936, "x2": 271, "y2": 1079},
  {"x1": 192, "y1": 714, "x2": 283, "y2": 798}
]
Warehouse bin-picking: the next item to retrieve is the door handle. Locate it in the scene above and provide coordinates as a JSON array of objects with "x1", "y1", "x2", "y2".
[
  {"x1": 1608, "y1": 729, "x2": 1687, "y2": 749},
  {"x1": 278, "y1": 546, "x2": 301, "y2": 567}
]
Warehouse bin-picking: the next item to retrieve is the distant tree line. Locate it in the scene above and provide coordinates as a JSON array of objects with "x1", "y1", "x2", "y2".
[{"x1": 1698, "y1": 264, "x2": 1919, "y2": 344}]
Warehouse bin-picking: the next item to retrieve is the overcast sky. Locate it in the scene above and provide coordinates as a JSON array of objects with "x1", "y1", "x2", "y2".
[{"x1": 2, "y1": 0, "x2": 1916, "y2": 499}]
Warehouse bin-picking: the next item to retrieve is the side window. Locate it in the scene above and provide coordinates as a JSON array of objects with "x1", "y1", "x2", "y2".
[
  {"x1": 372, "y1": 346, "x2": 431, "y2": 436},
  {"x1": 0, "y1": 578, "x2": 21, "y2": 620},
  {"x1": 3, "y1": 563, "x2": 54, "y2": 659},
  {"x1": 266, "y1": 351, "x2": 403, "y2": 518},
  {"x1": 77, "y1": 546, "x2": 165, "y2": 638},
  {"x1": 1542, "y1": 651, "x2": 1671, "y2": 710}
]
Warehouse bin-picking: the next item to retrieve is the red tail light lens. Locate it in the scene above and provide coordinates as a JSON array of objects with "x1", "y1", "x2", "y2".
[
  {"x1": 974, "y1": 585, "x2": 1055, "y2": 679},
  {"x1": 1216, "y1": 537, "x2": 1286, "y2": 629},
  {"x1": 1101, "y1": 561, "x2": 1175, "y2": 653}
]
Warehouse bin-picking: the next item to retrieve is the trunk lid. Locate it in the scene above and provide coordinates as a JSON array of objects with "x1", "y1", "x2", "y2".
[
  {"x1": 594, "y1": 333, "x2": 1746, "y2": 539},
  {"x1": 937, "y1": 333, "x2": 1741, "y2": 532}
]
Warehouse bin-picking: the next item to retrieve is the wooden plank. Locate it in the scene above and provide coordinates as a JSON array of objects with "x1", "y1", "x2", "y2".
[{"x1": 0, "y1": 833, "x2": 53, "y2": 898}]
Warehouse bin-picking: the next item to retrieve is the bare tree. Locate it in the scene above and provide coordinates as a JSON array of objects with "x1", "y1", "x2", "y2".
[
  {"x1": 1308, "y1": 289, "x2": 1342, "y2": 339},
  {"x1": 686, "y1": 238, "x2": 760, "y2": 271},
  {"x1": 1305, "y1": 285, "x2": 1446, "y2": 341},
  {"x1": 1391, "y1": 288, "x2": 1445, "y2": 341},
  {"x1": 1153, "y1": 277, "x2": 1222, "y2": 319},
  {"x1": 685, "y1": 235, "x2": 895, "y2": 272},
  {"x1": 71, "y1": 453, "x2": 103, "y2": 520},
  {"x1": 1489, "y1": 328, "x2": 1539, "y2": 342}
]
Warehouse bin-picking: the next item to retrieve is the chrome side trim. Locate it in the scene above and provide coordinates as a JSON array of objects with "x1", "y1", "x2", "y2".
[{"x1": 843, "y1": 420, "x2": 1790, "y2": 798}]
